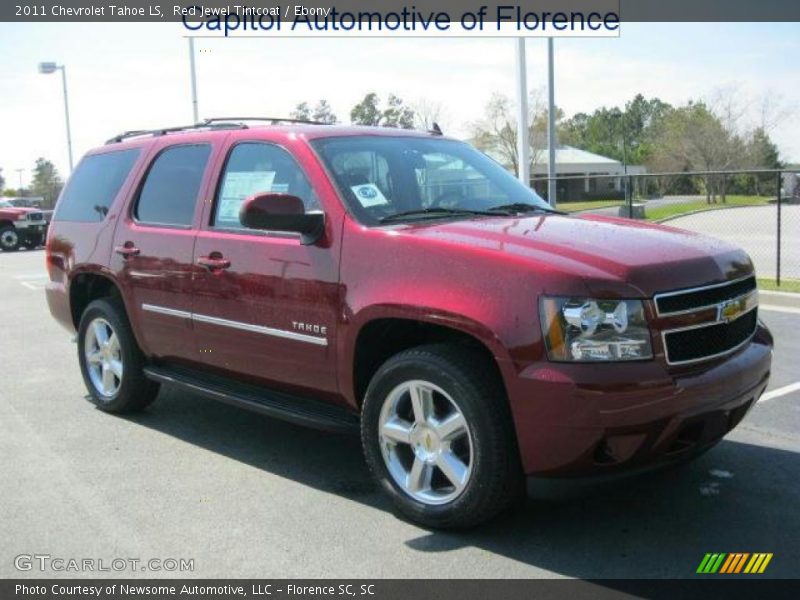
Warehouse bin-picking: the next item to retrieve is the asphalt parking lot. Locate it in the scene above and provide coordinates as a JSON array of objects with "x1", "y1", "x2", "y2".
[{"x1": 2, "y1": 248, "x2": 798, "y2": 580}]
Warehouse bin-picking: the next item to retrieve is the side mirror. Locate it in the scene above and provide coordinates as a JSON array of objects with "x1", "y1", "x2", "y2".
[{"x1": 239, "y1": 193, "x2": 325, "y2": 245}]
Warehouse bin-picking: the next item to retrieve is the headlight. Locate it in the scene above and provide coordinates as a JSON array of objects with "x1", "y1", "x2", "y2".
[{"x1": 539, "y1": 297, "x2": 653, "y2": 362}]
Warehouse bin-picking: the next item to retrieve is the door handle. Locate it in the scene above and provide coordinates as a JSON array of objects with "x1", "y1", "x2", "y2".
[
  {"x1": 114, "y1": 243, "x2": 140, "y2": 258},
  {"x1": 197, "y1": 254, "x2": 231, "y2": 271}
]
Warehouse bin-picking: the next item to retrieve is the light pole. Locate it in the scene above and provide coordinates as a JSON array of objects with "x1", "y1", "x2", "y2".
[
  {"x1": 547, "y1": 38, "x2": 557, "y2": 207},
  {"x1": 188, "y1": 38, "x2": 199, "y2": 122},
  {"x1": 514, "y1": 38, "x2": 530, "y2": 188},
  {"x1": 15, "y1": 169, "x2": 24, "y2": 196},
  {"x1": 38, "y1": 61, "x2": 74, "y2": 172}
]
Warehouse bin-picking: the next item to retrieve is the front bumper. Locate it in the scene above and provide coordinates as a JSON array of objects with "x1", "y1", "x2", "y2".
[
  {"x1": 505, "y1": 324, "x2": 772, "y2": 477},
  {"x1": 15, "y1": 220, "x2": 48, "y2": 240}
]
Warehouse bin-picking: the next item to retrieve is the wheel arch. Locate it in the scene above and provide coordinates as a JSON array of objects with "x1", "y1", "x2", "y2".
[
  {"x1": 345, "y1": 308, "x2": 512, "y2": 409},
  {"x1": 67, "y1": 271, "x2": 145, "y2": 354}
]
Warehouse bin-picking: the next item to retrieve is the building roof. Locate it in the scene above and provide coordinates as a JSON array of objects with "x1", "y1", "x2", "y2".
[{"x1": 531, "y1": 145, "x2": 643, "y2": 175}]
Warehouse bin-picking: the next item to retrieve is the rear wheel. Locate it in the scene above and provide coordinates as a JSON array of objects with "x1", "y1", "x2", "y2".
[
  {"x1": 23, "y1": 233, "x2": 43, "y2": 249},
  {"x1": 0, "y1": 226, "x2": 20, "y2": 252},
  {"x1": 77, "y1": 298, "x2": 159, "y2": 413},
  {"x1": 361, "y1": 344, "x2": 522, "y2": 529}
]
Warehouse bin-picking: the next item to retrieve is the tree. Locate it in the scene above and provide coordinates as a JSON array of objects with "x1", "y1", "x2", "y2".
[
  {"x1": 649, "y1": 102, "x2": 746, "y2": 203},
  {"x1": 290, "y1": 102, "x2": 311, "y2": 121},
  {"x1": 30, "y1": 158, "x2": 63, "y2": 209},
  {"x1": 312, "y1": 99, "x2": 338, "y2": 124},
  {"x1": 469, "y1": 90, "x2": 553, "y2": 174},
  {"x1": 743, "y1": 127, "x2": 782, "y2": 196},
  {"x1": 412, "y1": 98, "x2": 449, "y2": 131},
  {"x1": 0, "y1": 168, "x2": 5, "y2": 193},
  {"x1": 558, "y1": 94, "x2": 672, "y2": 166},
  {"x1": 350, "y1": 93, "x2": 416, "y2": 129},
  {"x1": 350, "y1": 93, "x2": 382, "y2": 126},
  {"x1": 382, "y1": 94, "x2": 415, "y2": 129}
]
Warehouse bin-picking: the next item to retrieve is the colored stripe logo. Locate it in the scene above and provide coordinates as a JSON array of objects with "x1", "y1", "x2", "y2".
[{"x1": 697, "y1": 553, "x2": 773, "y2": 574}]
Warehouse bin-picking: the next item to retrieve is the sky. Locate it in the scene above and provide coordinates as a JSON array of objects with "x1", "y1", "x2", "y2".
[{"x1": 0, "y1": 21, "x2": 798, "y2": 187}]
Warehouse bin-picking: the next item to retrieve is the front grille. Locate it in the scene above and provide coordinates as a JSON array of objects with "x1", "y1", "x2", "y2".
[
  {"x1": 27, "y1": 212, "x2": 44, "y2": 221},
  {"x1": 655, "y1": 276, "x2": 756, "y2": 315},
  {"x1": 663, "y1": 309, "x2": 757, "y2": 365}
]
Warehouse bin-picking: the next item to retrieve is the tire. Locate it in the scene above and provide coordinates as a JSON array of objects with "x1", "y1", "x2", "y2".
[
  {"x1": 77, "y1": 298, "x2": 159, "y2": 413},
  {"x1": 0, "y1": 226, "x2": 20, "y2": 252},
  {"x1": 23, "y1": 234, "x2": 43, "y2": 249},
  {"x1": 361, "y1": 344, "x2": 522, "y2": 529}
]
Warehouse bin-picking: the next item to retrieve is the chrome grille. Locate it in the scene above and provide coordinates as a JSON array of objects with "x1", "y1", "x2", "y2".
[
  {"x1": 655, "y1": 275, "x2": 756, "y2": 316},
  {"x1": 655, "y1": 276, "x2": 759, "y2": 366}
]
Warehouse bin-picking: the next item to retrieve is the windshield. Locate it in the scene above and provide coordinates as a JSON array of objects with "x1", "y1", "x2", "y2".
[
  {"x1": 0, "y1": 201, "x2": 11, "y2": 208},
  {"x1": 311, "y1": 136, "x2": 551, "y2": 225}
]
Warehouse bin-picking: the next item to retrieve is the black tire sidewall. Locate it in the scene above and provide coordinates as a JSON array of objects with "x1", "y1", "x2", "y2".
[
  {"x1": 77, "y1": 298, "x2": 148, "y2": 412},
  {"x1": 361, "y1": 348, "x2": 515, "y2": 528}
]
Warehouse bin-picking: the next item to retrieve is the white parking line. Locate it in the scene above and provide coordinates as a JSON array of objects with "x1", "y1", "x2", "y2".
[
  {"x1": 760, "y1": 304, "x2": 800, "y2": 315},
  {"x1": 760, "y1": 382, "x2": 800, "y2": 403}
]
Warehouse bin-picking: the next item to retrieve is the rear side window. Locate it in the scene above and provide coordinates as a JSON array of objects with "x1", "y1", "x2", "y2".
[
  {"x1": 134, "y1": 144, "x2": 211, "y2": 226},
  {"x1": 54, "y1": 149, "x2": 140, "y2": 222}
]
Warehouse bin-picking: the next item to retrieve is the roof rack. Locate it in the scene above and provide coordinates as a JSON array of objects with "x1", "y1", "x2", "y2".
[
  {"x1": 203, "y1": 116, "x2": 327, "y2": 126},
  {"x1": 105, "y1": 116, "x2": 328, "y2": 144}
]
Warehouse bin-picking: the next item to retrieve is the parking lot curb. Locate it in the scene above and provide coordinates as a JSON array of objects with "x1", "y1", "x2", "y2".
[{"x1": 760, "y1": 290, "x2": 800, "y2": 309}]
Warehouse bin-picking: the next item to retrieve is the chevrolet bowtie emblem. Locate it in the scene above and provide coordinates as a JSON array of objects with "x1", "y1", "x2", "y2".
[{"x1": 719, "y1": 297, "x2": 748, "y2": 323}]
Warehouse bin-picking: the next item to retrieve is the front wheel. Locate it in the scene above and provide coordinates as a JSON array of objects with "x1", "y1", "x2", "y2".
[
  {"x1": 0, "y1": 226, "x2": 20, "y2": 252},
  {"x1": 77, "y1": 298, "x2": 159, "y2": 413},
  {"x1": 361, "y1": 344, "x2": 522, "y2": 529}
]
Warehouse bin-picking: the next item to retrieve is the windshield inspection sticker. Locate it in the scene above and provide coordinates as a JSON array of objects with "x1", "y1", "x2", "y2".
[{"x1": 351, "y1": 183, "x2": 388, "y2": 207}]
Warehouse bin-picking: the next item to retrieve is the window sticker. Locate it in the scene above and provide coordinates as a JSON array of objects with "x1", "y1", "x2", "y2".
[
  {"x1": 218, "y1": 171, "x2": 276, "y2": 222},
  {"x1": 351, "y1": 183, "x2": 388, "y2": 207}
]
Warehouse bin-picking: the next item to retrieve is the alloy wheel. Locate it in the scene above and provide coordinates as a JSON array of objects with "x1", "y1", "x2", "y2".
[
  {"x1": 378, "y1": 380, "x2": 473, "y2": 505},
  {"x1": 1, "y1": 229, "x2": 19, "y2": 249},
  {"x1": 84, "y1": 317, "x2": 123, "y2": 398}
]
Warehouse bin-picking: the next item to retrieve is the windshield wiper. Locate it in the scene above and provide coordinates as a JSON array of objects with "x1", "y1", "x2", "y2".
[
  {"x1": 378, "y1": 207, "x2": 495, "y2": 224},
  {"x1": 486, "y1": 202, "x2": 566, "y2": 215}
]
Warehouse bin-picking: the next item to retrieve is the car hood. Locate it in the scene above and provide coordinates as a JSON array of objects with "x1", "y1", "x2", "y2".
[
  {"x1": 0, "y1": 206, "x2": 37, "y2": 216},
  {"x1": 399, "y1": 213, "x2": 753, "y2": 297}
]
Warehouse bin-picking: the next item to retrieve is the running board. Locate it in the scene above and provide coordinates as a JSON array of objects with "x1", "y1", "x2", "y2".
[{"x1": 143, "y1": 365, "x2": 359, "y2": 434}]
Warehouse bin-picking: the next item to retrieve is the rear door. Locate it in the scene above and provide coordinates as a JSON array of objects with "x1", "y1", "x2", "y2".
[
  {"x1": 111, "y1": 138, "x2": 221, "y2": 363},
  {"x1": 191, "y1": 139, "x2": 341, "y2": 396}
]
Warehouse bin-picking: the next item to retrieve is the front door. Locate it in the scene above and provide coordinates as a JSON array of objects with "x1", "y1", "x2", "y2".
[{"x1": 191, "y1": 141, "x2": 341, "y2": 395}]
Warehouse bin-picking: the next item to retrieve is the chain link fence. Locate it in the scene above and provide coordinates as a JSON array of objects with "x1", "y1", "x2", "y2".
[{"x1": 532, "y1": 169, "x2": 799, "y2": 291}]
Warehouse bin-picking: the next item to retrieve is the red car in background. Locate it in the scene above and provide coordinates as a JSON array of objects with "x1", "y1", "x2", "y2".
[{"x1": 0, "y1": 199, "x2": 48, "y2": 251}]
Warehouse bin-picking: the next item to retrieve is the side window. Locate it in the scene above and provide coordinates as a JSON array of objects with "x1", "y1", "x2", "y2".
[
  {"x1": 134, "y1": 144, "x2": 211, "y2": 226},
  {"x1": 213, "y1": 143, "x2": 320, "y2": 230},
  {"x1": 54, "y1": 149, "x2": 140, "y2": 222}
]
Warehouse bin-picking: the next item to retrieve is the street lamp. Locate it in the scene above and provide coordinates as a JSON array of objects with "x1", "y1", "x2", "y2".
[
  {"x1": 38, "y1": 61, "x2": 74, "y2": 172},
  {"x1": 15, "y1": 169, "x2": 24, "y2": 196}
]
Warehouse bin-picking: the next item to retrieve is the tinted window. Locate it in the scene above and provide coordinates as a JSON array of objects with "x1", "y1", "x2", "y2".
[
  {"x1": 214, "y1": 143, "x2": 320, "y2": 229},
  {"x1": 54, "y1": 149, "x2": 140, "y2": 222},
  {"x1": 135, "y1": 144, "x2": 211, "y2": 226}
]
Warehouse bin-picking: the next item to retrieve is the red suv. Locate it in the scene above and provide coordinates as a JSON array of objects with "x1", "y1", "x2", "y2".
[{"x1": 46, "y1": 119, "x2": 772, "y2": 528}]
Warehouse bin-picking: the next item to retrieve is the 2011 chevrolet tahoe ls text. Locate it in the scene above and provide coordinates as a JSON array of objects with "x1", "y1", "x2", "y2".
[{"x1": 45, "y1": 118, "x2": 772, "y2": 528}]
